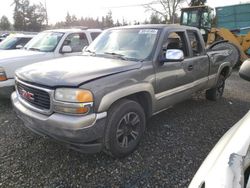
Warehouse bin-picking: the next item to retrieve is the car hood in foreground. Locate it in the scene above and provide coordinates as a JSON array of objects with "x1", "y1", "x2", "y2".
[
  {"x1": 189, "y1": 111, "x2": 250, "y2": 188},
  {"x1": 0, "y1": 49, "x2": 51, "y2": 78},
  {"x1": 16, "y1": 55, "x2": 142, "y2": 87}
]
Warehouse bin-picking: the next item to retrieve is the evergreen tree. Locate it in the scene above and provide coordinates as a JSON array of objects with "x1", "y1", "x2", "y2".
[
  {"x1": 0, "y1": 16, "x2": 11, "y2": 30},
  {"x1": 13, "y1": 0, "x2": 46, "y2": 31}
]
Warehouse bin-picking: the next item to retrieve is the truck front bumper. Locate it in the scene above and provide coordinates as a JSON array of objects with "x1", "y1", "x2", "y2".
[
  {"x1": 0, "y1": 79, "x2": 15, "y2": 98},
  {"x1": 11, "y1": 92, "x2": 107, "y2": 153}
]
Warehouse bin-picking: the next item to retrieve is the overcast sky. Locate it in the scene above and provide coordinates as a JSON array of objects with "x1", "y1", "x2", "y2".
[{"x1": 1, "y1": 0, "x2": 250, "y2": 24}]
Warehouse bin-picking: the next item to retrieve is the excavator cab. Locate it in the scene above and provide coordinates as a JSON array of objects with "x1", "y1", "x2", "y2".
[{"x1": 180, "y1": 6, "x2": 213, "y2": 42}]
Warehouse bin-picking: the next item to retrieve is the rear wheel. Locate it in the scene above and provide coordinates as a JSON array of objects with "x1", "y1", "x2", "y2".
[
  {"x1": 206, "y1": 75, "x2": 225, "y2": 101},
  {"x1": 211, "y1": 42, "x2": 240, "y2": 67},
  {"x1": 103, "y1": 99, "x2": 146, "y2": 158}
]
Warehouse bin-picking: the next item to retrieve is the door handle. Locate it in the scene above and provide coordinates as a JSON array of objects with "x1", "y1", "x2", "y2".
[{"x1": 188, "y1": 65, "x2": 193, "y2": 71}]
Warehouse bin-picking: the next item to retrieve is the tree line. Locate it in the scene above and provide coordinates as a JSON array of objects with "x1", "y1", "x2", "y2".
[{"x1": 0, "y1": 0, "x2": 185, "y2": 32}]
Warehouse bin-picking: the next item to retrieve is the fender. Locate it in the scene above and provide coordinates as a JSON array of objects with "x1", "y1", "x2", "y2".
[
  {"x1": 207, "y1": 62, "x2": 232, "y2": 88},
  {"x1": 98, "y1": 83, "x2": 156, "y2": 113}
]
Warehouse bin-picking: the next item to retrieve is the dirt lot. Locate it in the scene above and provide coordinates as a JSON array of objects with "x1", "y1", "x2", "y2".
[{"x1": 0, "y1": 71, "x2": 250, "y2": 188}]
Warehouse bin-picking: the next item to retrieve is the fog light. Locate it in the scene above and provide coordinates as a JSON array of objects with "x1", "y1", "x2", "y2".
[{"x1": 54, "y1": 105, "x2": 90, "y2": 115}]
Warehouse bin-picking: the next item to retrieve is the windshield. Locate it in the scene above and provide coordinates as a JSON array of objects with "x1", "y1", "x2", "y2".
[
  {"x1": 86, "y1": 28, "x2": 159, "y2": 61},
  {"x1": 0, "y1": 36, "x2": 19, "y2": 50},
  {"x1": 201, "y1": 11, "x2": 212, "y2": 29},
  {"x1": 25, "y1": 32, "x2": 64, "y2": 52}
]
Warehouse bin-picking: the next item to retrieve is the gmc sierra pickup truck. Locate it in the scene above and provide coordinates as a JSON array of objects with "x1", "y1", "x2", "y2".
[
  {"x1": 0, "y1": 28, "x2": 101, "y2": 98},
  {"x1": 12, "y1": 24, "x2": 233, "y2": 158}
]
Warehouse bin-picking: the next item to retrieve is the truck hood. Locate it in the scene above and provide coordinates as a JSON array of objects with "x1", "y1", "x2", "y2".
[
  {"x1": 0, "y1": 49, "x2": 52, "y2": 78},
  {"x1": 16, "y1": 55, "x2": 142, "y2": 87}
]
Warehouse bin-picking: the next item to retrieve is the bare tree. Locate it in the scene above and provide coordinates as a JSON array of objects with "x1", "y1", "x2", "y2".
[{"x1": 144, "y1": 0, "x2": 185, "y2": 24}]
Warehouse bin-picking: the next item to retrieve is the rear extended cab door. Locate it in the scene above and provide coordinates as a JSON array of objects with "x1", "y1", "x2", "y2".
[{"x1": 185, "y1": 29, "x2": 210, "y2": 91}]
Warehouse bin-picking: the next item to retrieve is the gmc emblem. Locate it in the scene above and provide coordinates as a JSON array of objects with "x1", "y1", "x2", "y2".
[{"x1": 20, "y1": 89, "x2": 34, "y2": 101}]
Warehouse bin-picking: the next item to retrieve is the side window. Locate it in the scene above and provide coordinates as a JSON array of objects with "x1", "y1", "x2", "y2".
[
  {"x1": 90, "y1": 32, "x2": 101, "y2": 41},
  {"x1": 162, "y1": 31, "x2": 188, "y2": 57},
  {"x1": 181, "y1": 12, "x2": 188, "y2": 25},
  {"x1": 15, "y1": 38, "x2": 32, "y2": 48},
  {"x1": 187, "y1": 30, "x2": 202, "y2": 56},
  {"x1": 63, "y1": 33, "x2": 89, "y2": 52}
]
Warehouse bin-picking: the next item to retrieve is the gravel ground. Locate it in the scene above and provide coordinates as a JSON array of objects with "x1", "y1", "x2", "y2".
[{"x1": 0, "y1": 71, "x2": 250, "y2": 188}]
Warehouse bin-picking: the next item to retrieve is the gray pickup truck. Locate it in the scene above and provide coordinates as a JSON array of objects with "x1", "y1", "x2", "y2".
[{"x1": 12, "y1": 25, "x2": 233, "y2": 158}]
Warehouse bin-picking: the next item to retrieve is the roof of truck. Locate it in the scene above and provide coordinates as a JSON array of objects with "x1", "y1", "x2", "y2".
[
  {"x1": 108, "y1": 24, "x2": 200, "y2": 31},
  {"x1": 42, "y1": 28, "x2": 102, "y2": 34}
]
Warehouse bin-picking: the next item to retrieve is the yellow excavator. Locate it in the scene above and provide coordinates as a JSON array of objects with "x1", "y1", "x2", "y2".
[{"x1": 180, "y1": 0, "x2": 250, "y2": 65}]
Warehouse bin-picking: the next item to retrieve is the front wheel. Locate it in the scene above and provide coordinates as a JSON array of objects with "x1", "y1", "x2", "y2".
[
  {"x1": 103, "y1": 99, "x2": 146, "y2": 158},
  {"x1": 206, "y1": 75, "x2": 225, "y2": 101}
]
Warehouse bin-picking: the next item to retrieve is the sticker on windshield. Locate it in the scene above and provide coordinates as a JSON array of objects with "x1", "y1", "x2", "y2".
[{"x1": 139, "y1": 29, "x2": 158, "y2": 35}]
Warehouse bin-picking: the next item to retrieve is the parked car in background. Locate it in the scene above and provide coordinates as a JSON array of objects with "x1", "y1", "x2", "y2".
[
  {"x1": 0, "y1": 34, "x2": 35, "y2": 50},
  {"x1": 189, "y1": 59, "x2": 250, "y2": 188},
  {"x1": 12, "y1": 24, "x2": 234, "y2": 158},
  {"x1": 0, "y1": 33, "x2": 10, "y2": 42},
  {"x1": 0, "y1": 28, "x2": 102, "y2": 98}
]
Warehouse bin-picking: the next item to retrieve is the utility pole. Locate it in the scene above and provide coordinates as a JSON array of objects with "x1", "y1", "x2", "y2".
[{"x1": 44, "y1": 0, "x2": 48, "y2": 26}]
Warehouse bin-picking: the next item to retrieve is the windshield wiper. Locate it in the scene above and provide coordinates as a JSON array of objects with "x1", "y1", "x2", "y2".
[
  {"x1": 28, "y1": 47, "x2": 41, "y2": 51},
  {"x1": 85, "y1": 49, "x2": 96, "y2": 55},
  {"x1": 104, "y1": 52, "x2": 127, "y2": 60}
]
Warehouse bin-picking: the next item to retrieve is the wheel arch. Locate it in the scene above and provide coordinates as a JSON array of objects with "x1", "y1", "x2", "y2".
[
  {"x1": 208, "y1": 40, "x2": 228, "y2": 49},
  {"x1": 217, "y1": 62, "x2": 232, "y2": 79},
  {"x1": 220, "y1": 66, "x2": 231, "y2": 78},
  {"x1": 97, "y1": 83, "x2": 155, "y2": 118}
]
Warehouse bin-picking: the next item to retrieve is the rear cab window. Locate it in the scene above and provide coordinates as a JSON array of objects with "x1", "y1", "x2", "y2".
[
  {"x1": 187, "y1": 30, "x2": 203, "y2": 56},
  {"x1": 90, "y1": 32, "x2": 101, "y2": 41},
  {"x1": 15, "y1": 37, "x2": 32, "y2": 48}
]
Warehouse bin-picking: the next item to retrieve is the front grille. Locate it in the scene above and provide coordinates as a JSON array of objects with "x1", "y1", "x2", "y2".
[{"x1": 16, "y1": 81, "x2": 51, "y2": 110}]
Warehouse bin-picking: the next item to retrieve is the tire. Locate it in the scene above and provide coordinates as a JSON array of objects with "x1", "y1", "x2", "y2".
[
  {"x1": 103, "y1": 99, "x2": 146, "y2": 158},
  {"x1": 206, "y1": 75, "x2": 225, "y2": 101},
  {"x1": 211, "y1": 42, "x2": 240, "y2": 67}
]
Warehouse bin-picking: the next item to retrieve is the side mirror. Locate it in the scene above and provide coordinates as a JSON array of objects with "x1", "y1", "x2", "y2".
[
  {"x1": 61, "y1": 45, "x2": 72, "y2": 53},
  {"x1": 161, "y1": 49, "x2": 184, "y2": 63},
  {"x1": 16, "y1": 45, "x2": 23, "y2": 49},
  {"x1": 239, "y1": 59, "x2": 250, "y2": 81}
]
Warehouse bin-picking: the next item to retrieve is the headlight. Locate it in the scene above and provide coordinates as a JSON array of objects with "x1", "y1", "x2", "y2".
[
  {"x1": 0, "y1": 67, "x2": 7, "y2": 81},
  {"x1": 54, "y1": 88, "x2": 94, "y2": 115},
  {"x1": 55, "y1": 88, "x2": 93, "y2": 103}
]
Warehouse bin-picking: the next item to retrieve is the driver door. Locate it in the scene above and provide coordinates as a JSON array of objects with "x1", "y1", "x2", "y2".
[{"x1": 155, "y1": 31, "x2": 196, "y2": 110}]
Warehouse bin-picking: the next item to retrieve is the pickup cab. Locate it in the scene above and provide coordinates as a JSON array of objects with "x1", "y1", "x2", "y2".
[
  {"x1": 12, "y1": 25, "x2": 233, "y2": 158},
  {"x1": 0, "y1": 28, "x2": 102, "y2": 97}
]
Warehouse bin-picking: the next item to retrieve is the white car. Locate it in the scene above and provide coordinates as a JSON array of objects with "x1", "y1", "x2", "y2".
[
  {"x1": 189, "y1": 59, "x2": 250, "y2": 188},
  {"x1": 0, "y1": 28, "x2": 102, "y2": 98},
  {"x1": 0, "y1": 34, "x2": 35, "y2": 50}
]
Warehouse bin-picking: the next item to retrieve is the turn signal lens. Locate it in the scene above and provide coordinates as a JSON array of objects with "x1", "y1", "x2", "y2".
[
  {"x1": 76, "y1": 106, "x2": 90, "y2": 114},
  {"x1": 76, "y1": 90, "x2": 93, "y2": 103},
  {"x1": 54, "y1": 105, "x2": 90, "y2": 115},
  {"x1": 0, "y1": 75, "x2": 7, "y2": 81},
  {"x1": 0, "y1": 68, "x2": 7, "y2": 81}
]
